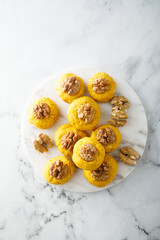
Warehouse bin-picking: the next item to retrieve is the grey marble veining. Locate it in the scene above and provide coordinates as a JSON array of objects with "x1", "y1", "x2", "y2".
[{"x1": 0, "y1": 0, "x2": 160, "y2": 239}]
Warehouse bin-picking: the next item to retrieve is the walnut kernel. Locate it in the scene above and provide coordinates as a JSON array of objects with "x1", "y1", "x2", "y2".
[
  {"x1": 110, "y1": 96, "x2": 130, "y2": 111},
  {"x1": 119, "y1": 146, "x2": 140, "y2": 165},
  {"x1": 108, "y1": 118, "x2": 127, "y2": 127},
  {"x1": 61, "y1": 131, "x2": 81, "y2": 151},
  {"x1": 33, "y1": 133, "x2": 53, "y2": 153},
  {"x1": 92, "y1": 162, "x2": 110, "y2": 181},
  {"x1": 62, "y1": 76, "x2": 80, "y2": 95},
  {"x1": 33, "y1": 102, "x2": 50, "y2": 119},
  {"x1": 111, "y1": 106, "x2": 128, "y2": 120},
  {"x1": 77, "y1": 103, "x2": 95, "y2": 123},
  {"x1": 50, "y1": 160, "x2": 69, "y2": 179},
  {"x1": 79, "y1": 143, "x2": 97, "y2": 162},
  {"x1": 92, "y1": 78, "x2": 110, "y2": 93},
  {"x1": 96, "y1": 128, "x2": 116, "y2": 145}
]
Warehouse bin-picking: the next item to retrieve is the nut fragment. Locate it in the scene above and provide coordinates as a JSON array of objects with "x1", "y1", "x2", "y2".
[
  {"x1": 110, "y1": 96, "x2": 130, "y2": 111},
  {"x1": 119, "y1": 146, "x2": 140, "y2": 165},
  {"x1": 111, "y1": 106, "x2": 128, "y2": 120},
  {"x1": 92, "y1": 78, "x2": 110, "y2": 93},
  {"x1": 50, "y1": 160, "x2": 69, "y2": 179},
  {"x1": 33, "y1": 133, "x2": 53, "y2": 153},
  {"x1": 108, "y1": 118, "x2": 127, "y2": 127},
  {"x1": 92, "y1": 162, "x2": 110, "y2": 181},
  {"x1": 96, "y1": 128, "x2": 116, "y2": 145},
  {"x1": 62, "y1": 76, "x2": 80, "y2": 95},
  {"x1": 61, "y1": 131, "x2": 81, "y2": 151},
  {"x1": 79, "y1": 143, "x2": 97, "y2": 162},
  {"x1": 77, "y1": 103, "x2": 95, "y2": 123},
  {"x1": 33, "y1": 102, "x2": 50, "y2": 119}
]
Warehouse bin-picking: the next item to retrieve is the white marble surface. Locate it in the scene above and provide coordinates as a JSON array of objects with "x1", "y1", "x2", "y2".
[
  {"x1": 0, "y1": 0, "x2": 160, "y2": 239},
  {"x1": 22, "y1": 67, "x2": 147, "y2": 192}
]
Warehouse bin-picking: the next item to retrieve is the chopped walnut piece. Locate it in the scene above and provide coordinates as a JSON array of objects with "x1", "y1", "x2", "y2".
[
  {"x1": 50, "y1": 160, "x2": 69, "y2": 179},
  {"x1": 33, "y1": 133, "x2": 53, "y2": 153},
  {"x1": 61, "y1": 131, "x2": 81, "y2": 151},
  {"x1": 111, "y1": 106, "x2": 128, "y2": 120},
  {"x1": 119, "y1": 146, "x2": 140, "y2": 165},
  {"x1": 108, "y1": 118, "x2": 127, "y2": 127},
  {"x1": 110, "y1": 96, "x2": 130, "y2": 111},
  {"x1": 92, "y1": 162, "x2": 110, "y2": 181},
  {"x1": 33, "y1": 102, "x2": 50, "y2": 119},
  {"x1": 62, "y1": 76, "x2": 80, "y2": 95},
  {"x1": 92, "y1": 78, "x2": 110, "y2": 93},
  {"x1": 79, "y1": 143, "x2": 97, "y2": 162},
  {"x1": 96, "y1": 128, "x2": 116, "y2": 145},
  {"x1": 77, "y1": 103, "x2": 95, "y2": 123}
]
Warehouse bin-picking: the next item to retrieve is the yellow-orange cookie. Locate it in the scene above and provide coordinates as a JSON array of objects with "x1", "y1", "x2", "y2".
[
  {"x1": 83, "y1": 154, "x2": 118, "y2": 187},
  {"x1": 88, "y1": 72, "x2": 116, "y2": 102},
  {"x1": 67, "y1": 96, "x2": 101, "y2": 131},
  {"x1": 44, "y1": 156, "x2": 75, "y2": 185},
  {"x1": 91, "y1": 124, "x2": 121, "y2": 153},
  {"x1": 72, "y1": 137, "x2": 105, "y2": 170},
  {"x1": 27, "y1": 97, "x2": 59, "y2": 129},
  {"x1": 56, "y1": 73, "x2": 85, "y2": 103},
  {"x1": 55, "y1": 124, "x2": 87, "y2": 157}
]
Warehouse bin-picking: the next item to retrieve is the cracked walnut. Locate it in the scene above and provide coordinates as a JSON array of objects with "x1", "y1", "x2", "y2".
[{"x1": 33, "y1": 133, "x2": 53, "y2": 153}]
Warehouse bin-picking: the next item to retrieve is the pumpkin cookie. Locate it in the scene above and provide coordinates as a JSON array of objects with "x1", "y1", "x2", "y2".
[
  {"x1": 44, "y1": 156, "x2": 75, "y2": 185},
  {"x1": 27, "y1": 97, "x2": 59, "y2": 129},
  {"x1": 67, "y1": 96, "x2": 101, "y2": 131},
  {"x1": 55, "y1": 124, "x2": 88, "y2": 157},
  {"x1": 88, "y1": 72, "x2": 116, "y2": 102},
  {"x1": 72, "y1": 137, "x2": 105, "y2": 170},
  {"x1": 91, "y1": 124, "x2": 121, "y2": 153},
  {"x1": 56, "y1": 73, "x2": 85, "y2": 103},
  {"x1": 83, "y1": 154, "x2": 118, "y2": 187}
]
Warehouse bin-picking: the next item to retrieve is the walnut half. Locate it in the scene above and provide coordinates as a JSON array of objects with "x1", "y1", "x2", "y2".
[
  {"x1": 77, "y1": 103, "x2": 95, "y2": 123},
  {"x1": 33, "y1": 133, "x2": 53, "y2": 153},
  {"x1": 111, "y1": 106, "x2": 128, "y2": 120},
  {"x1": 110, "y1": 96, "x2": 130, "y2": 111},
  {"x1": 92, "y1": 162, "x2": 110, "y2": 181},
  {"x1": 61, "y1": 131, "x2": 81, "y2": 152},
  {"x1": 79, "y1": 143, "x2": 97, "y2": 162},
  {"x1": 109, "y1": 96, "x2": 130, "y2": 127},
  {"x1": 50, "y1": 160, "x2": 69, "y2": 179},
  {"x1": 96, "y1": 128, "x2": 116, "y2": 145},
  {"x1": 62, "y1": 76, "x2": 80, "y2": 96},
  {"x1": 119, "y1": 146, "x2": 140, "y2": 165},
  {"x1": 92, "y1": 78, "x2": 110, "y2": 93},
  {"x1": 33, "y1": 102, "x2": 50, "y2": 119},
  {"x1": 108, "y1": 118, "x2": 127, "y2": 127}
]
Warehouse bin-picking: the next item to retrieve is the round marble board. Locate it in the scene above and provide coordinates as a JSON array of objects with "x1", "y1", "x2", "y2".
[{"x1": 22, "y1": 68, "x2": 148, "y2": 193}]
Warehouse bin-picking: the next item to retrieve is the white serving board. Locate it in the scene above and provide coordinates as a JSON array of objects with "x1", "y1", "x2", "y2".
[{"x1": 22, "y1": 67, "x2": 148, "y2": 192}]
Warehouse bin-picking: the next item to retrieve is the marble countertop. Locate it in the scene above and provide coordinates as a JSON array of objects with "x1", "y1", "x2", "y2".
[{"x1": 0, "y1": 0, "x2": 160, "y2": 239}]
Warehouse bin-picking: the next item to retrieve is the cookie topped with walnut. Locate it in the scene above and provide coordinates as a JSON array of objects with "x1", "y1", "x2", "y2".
[
  {"x1": 83, "y1": 154, "x2": 118, "y2": 187},
  {"x1": 67, "y1": 96, "x2": 101, "y2": 131},
  {"x1": 44, "y1": 156, "x2": 75, "y2": 185},
  {"x1": 91, "y1": 124, "x2": 121, "y2": 153},
  {"x1": 27, "y1": 97, "x2": 59, "y2": 129},
  {"x1": 88, "y1": 72, "x2": 116, "y2": 102},
  {"x1": 72, "y1": 137, "x2": 105, "y2": 171},
  {"x1": 54, "y1": 124, "x2": 87, "y2": 157},
  {"x1": 56, "y1": 73, "x2": 85, "y2": 103}
]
